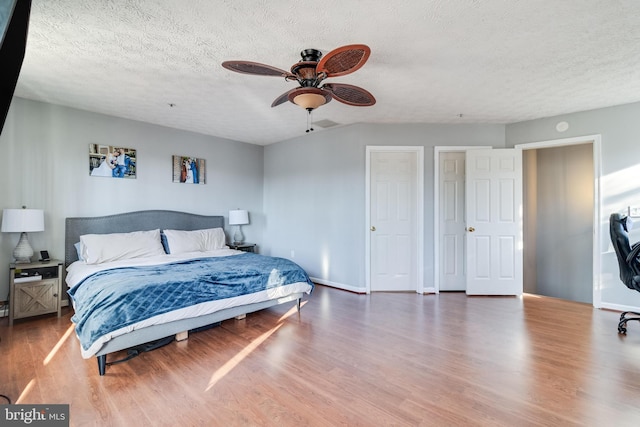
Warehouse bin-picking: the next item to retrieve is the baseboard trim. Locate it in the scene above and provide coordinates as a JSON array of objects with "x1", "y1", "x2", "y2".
[
  {"x1": 309, "y1": 278, "x2": 436, "y2": 295},
  {"x1": 600, "y1": 302, "x2": 640, "y2": 313},
  {"x1": 309, "y1": 277, "x2": 366, "y2": 294}
]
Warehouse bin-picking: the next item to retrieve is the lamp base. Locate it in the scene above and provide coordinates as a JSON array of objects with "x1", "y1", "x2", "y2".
[
  {"x1": 13, "y1": 231, "x2": 34, "y2": 263},
  {"x1": 233, "y1": 226, "x2": 244, "y2": 245}
]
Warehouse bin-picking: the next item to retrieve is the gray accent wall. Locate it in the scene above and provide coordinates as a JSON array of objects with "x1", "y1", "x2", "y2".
[
  {"x1": 507, "y1": 101, "x2": 640, "y2": 311},
  {"x1": 0, "y1": 97, "x2": 264, "y2": 301},
  {"x1": 263, "y1": 123, "x2": 505, "y2": 291},
  {"x1": 523, "y1": 144, "x2": 594, "y2": 303}
]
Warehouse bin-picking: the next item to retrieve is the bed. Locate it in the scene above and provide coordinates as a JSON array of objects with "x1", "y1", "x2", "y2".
[{"x1": 64, "y1": 210, "x2": 314, "y2": 376}]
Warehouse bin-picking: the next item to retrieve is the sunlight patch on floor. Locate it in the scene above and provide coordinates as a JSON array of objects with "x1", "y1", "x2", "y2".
[
  {"x1": 205, "y1": 299, "x2": 303, "y2": 391},
  {"x1": 43, "y1": 324, "x2": 75, "y2": 366},
  {"x1": 278, "y1": 300, "x2": 306, "y2": 323},
  {"x1": 15, "y1": 379, "x2": 36, "y2": 404},
  {"x1": 205, "y1": 323, "x2": 283, "y2": 391}
]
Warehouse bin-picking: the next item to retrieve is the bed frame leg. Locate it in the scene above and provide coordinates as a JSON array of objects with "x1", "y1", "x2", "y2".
[
  {"x1": 97, "y1": 355, "x2": 107, "y2": 376},
  {"x1": 297, "y1": 298, "x2": 301, "y2": 312}
]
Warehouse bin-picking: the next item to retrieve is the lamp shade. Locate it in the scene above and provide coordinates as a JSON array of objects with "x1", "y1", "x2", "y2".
[
  {"x1": 1, "y1": 208, "x2": 44, "y2": 232},
  {"x1": 229, "y1": 209, "x2": 249, "y2": 226}
]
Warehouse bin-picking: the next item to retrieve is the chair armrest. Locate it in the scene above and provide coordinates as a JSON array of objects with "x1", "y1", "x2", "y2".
[{"x1": 626, "y1": 243, "x2": 640, "y2": 265}]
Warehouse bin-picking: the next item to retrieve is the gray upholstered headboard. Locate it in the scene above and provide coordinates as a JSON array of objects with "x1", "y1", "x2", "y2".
[{"x1": 65, "y1": 210, "x2": 225, "y2": 267}]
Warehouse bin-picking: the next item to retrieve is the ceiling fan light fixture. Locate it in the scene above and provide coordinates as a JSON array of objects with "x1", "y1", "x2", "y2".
[
  {"x1": 288, "y1": 88, "x2": 331, "y2": 111},
  {"x1": 293, "y1": 93, "x2": 326, "y2": 110}
]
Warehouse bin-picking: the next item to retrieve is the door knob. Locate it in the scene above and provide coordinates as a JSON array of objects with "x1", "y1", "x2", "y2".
[
  {"x1": 370, "y1": 226, "x2": 376, "y2": 231},
  {"x1": 467, "y1": 227, "x2": 475, "y2": 232}
]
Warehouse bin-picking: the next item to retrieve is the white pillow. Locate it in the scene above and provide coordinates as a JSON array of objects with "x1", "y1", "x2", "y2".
[
  {"x1": 199, "y1": 227, "x2": 227, "y2": 251},
  {"x1": 162, "y1": 228, "x2": 226, "y2": 254},
  {"x1": 80, "y1": 229, "x2": 165, "y2": 264}
]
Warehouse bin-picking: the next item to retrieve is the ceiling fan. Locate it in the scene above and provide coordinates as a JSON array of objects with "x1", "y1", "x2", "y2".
[{"x1": 222, "y1": 44, "x2": 376, "y2": 118}]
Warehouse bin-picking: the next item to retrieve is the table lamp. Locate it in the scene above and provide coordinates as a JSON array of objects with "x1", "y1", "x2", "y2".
[
  {"x1": 229, "y1": 209, "x2": 249, "y2": 245},
  {"x1": 1, "y1": 207, "x2": 45, "y2": 263}
]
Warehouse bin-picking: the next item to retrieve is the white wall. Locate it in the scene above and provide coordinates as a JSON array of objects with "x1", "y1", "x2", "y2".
[
  {"x1": 263, "y1": 123, "x2": 505, "y2": 291},
  {"x1": 506, "y1": 101, "x2": 640, "y2": 311},
  {"x1": 0, "y1": 97, "x2": 264, "y2": 301}
]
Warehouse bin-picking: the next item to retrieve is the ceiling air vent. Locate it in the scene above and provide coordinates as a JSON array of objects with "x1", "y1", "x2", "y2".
[{"x1": 313, "y1": 119, "x2": 340, "y2": 129}]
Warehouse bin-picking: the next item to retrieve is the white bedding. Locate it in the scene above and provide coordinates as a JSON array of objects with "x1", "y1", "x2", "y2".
[
  {"x1": 66, "y1": 248, "x2": 313, "y2": 358},
  {"x1": 66, "y1": 247, "x2": 242, "y2": 287}
]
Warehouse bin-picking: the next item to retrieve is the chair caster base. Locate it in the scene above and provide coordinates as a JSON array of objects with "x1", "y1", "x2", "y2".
[{"x1": 618, "y1": 311, "x2": 640, "y2": 335}]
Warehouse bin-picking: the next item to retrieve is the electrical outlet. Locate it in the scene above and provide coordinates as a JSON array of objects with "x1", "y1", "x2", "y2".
[{"x1": 290, "y1": 250, "x2": 295, "y2": 258}]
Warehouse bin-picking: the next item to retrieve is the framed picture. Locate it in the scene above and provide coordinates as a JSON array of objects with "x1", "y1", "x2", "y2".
[
  {"x1": 89, "y1": 144, "x2": 137, "y2": 179},
  {"x1": 172, "y1": 155, "x2": 205, "y2": 184}
]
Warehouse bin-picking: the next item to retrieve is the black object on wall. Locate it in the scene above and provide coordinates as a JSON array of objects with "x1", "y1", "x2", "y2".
[{"x1": 0, "y1": 0, "x2": 31, "y2": 137}]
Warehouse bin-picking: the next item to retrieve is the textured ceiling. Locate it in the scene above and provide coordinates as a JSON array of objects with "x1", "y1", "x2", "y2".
[{"x1": 13, "y1": 0, "x2": 640, "y2": 145}]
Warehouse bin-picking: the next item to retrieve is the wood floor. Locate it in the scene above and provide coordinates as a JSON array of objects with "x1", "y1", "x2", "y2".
[{"x1": 2, "y1": 285, "x2": 640, "y2": 426}]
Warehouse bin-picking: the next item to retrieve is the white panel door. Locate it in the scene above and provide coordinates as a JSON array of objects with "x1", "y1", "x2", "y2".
[
  {"x1": 370, "y1": 151, "x2": 417, "y2": 291},
  {"x1": 439, "y1": 152, "x2": 466, "y2": 291},
  {"x1": 466, "y1": 149, "x2": 523, "y2": 295}
]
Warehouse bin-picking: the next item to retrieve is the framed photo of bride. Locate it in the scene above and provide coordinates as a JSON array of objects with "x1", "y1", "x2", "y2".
[
  {"x1": 172, "y1": 155, "x2": 206, "y2": 184},
  {"x1": 89, "y1": 144, "x2": 137, "y2": 179}
]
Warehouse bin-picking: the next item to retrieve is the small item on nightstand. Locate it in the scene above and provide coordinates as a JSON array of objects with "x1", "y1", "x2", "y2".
[
  {"x1": 230, "y1": 243, "x2": 256, "y2": 253},
  {"x1": 40, "y1": 250, "x2": 50, "y2": 262},
  {"x1": 14, "y1": 274, "x2": 42, "y2": 283}
]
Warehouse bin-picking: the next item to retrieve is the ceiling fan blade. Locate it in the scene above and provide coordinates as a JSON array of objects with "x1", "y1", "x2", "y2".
[
  {"x1": 271, "y1": 89, "x2": 296, "y2": 107},
  {"x1": 316, "y1": 44, "x2": 371, "y2": 77},
  {"x1": 222, "y1": 60, "x2": 295, "y2": 78},
  {"x1": 322, "y1": 83, "x2": 376, "y2": 106}
]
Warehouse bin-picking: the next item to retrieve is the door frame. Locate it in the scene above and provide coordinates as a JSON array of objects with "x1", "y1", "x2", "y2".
[
  {"x1": 433, "y1": 146, "x2": 491, "y2": 293},
  {"x1": 516, "y1": 134, "x2": 602, "y2": 307},
  {"x1": 365, "y1": 146, "x2": 424, "y2": 294},
  {"x1": 434, "y1": 137, "x2": 601, "y2": 304}
]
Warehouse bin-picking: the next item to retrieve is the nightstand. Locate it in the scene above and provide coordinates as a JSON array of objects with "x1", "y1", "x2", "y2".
[
  {"x1": 229, "y1": 243, "x2": 257, "y2": 253},
  {"x1": 9, "y1": 259, "x2": 63, "y2": 326}
]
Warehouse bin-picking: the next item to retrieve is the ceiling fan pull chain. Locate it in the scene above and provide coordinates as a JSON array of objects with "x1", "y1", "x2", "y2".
[{"x1": 306, "y1": 108, "x2": 314, "y2": 133}]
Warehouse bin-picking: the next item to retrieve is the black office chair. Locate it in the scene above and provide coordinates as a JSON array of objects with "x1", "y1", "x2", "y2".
[{"x1": 609, "y1": 213, "x2": 640, "y2": 333}]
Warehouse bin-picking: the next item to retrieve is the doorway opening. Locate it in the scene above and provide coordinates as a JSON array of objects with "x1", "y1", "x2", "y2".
[
  {"x1": 518, "y1": 136, "x2": 600, "y2": 305},
  {"x1": 433, "y1": 135, "x2": 601, "y2": 305}
]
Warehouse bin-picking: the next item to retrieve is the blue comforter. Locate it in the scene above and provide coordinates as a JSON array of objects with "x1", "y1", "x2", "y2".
[{"x1": 68, "y1": 253, "x2": 314, "y2": 352}]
